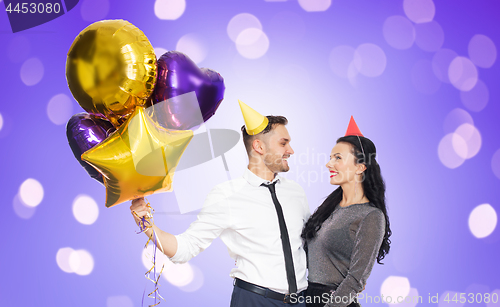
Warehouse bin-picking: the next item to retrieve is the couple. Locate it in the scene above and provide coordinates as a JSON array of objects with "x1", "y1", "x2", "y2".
[{"x1": 130, "y1": 101, "x2": 391, "y2": 307}]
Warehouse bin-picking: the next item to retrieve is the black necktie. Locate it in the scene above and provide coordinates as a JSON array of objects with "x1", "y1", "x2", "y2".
[{"x1": 261, "y1": 181, "x2": 298, "y2": 295}]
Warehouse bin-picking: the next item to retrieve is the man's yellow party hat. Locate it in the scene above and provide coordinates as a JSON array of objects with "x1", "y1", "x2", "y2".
[{"x1": 238, "y1": 100, "x2": 269, "y2": 135}]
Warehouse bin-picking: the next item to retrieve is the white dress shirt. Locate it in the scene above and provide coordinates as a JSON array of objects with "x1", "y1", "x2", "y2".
[{"x1": 169, "y1": 168, "x2": 310, "y2": 294}]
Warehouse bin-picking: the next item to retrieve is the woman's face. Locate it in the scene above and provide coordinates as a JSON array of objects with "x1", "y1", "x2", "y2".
[{"x1": 326, "y1": 142, "x2": 361, "y2": 186}]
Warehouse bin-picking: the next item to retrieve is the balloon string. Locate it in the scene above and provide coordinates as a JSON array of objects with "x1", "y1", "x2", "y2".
[{"x1": 134, "y1": 199, "x2": 165, "y2": 307}]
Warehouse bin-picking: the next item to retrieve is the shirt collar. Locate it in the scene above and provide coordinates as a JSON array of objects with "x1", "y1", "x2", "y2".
[{"x1": 243, "y1": 168, "x2": 281, "y2": 187}]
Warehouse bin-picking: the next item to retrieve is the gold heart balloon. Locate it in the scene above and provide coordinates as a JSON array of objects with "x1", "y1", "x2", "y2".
[
  {"x1": 66, "y1": 20, "x2": 157, "y2": 126},
  {"x1": 82, "y1": 107, "x2": 193, "y2": 208}
]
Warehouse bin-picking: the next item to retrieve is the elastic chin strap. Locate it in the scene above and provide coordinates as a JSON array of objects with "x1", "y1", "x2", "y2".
[{"x1": 356, "y1": 135, "x2": 366, "y2": 162}]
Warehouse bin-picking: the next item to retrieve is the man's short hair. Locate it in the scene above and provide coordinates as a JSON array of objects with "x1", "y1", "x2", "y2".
[{"x1": 241, "y1": 115, "x2": 288, "y2": 154}]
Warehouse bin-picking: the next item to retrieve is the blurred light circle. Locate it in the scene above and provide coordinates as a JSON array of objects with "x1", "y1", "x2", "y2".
[
  {"x1": 236, "y1": 28, "x2": 270, "y2": 59},
  {"x1": 176, "y1": 33, "x2": 208, "y2": 64},
  {"x1": 164, "y1": 262, "x2": 194, "y2": 287},
  {"x1": 329, "y1": 45, "x2": 356, "y2": 78},
  {"x1": 449, "y1": 56, "x2": 478, "y2": 91},
  {"x1": 380, "y1": 276, "x2": 411, "y2": 302},
  {"x1": 47, "y1": 93, "x2": 73, "y2": 125},
  {"x1": 432, "y1": 49, "x2": 458, "y2": 83},
  {"x1": 487, "y1": 290, "x2": 500, "y2": 307},
  {"x1": 178, "y1": 263, "x2": 204, "y2": 292},
  {"x1": 19, "y1": 178, "x2": 44, "y2": 207},
  {"x1": 13, "y1": 193, "x2": 36, "y2": 219},
  {"x1": 388, "y1": 287, "x2": 419, "y2": 307},
  {"x1": 383, "y1": 16, "x2": 415, "y2": 50},
  {"x1": 8, "y1": 36, "x2": 30, "y2": 63},
  {"x1": 0, "y1": 113, "x2": 3, "y2": 132},
  {"x1": 453, "y1": 123, "x2": 481, "y2": 159},
  {"x1": 69, "y1": 249, "x2": 94, "y2": 275},
  {"x1": 353, "y1": 43, "x2": 387, "y2": 77},
  {"x1": 155, "y1": 0, "x2": 186, "y2": 20},
  {"x1": 414, "y1": 21, "x2": 444, "y2": 52},
  {"x1": 154, "y1": 47, "x2": 168, "y2": 60},
  {"x1": 72, "y1": 194, "x2": 99, "y2": 225},
  {"x1": 81, "y1": 0, "x2": 109, "y2": 22},
  {"x1": 20, "y1": 57, "x2": 44, "y2": 86},
  {"x1": 107, "y1": 296, "x2": 134, "y2": 307},
  {"x1": 227, "y1": 13, "x2": 262, "y2": 42},
  {"x1": 443, "y1": 108, "x2": 473, "y2": 134},
  {"x1": 460, "y1": 79, "x2": 489, "y2": 112},
  {"x1": 469, "y1": 204, "x2": 497, "y2": 238},
  {"x1": 403, "y1": 0, "x2": 435, "y2": 23},
  {"x1": 411, "y1": 59, "x2": 441, "y2": 94},
  {"x1": 232, "y1": 54, "x2": 270, "y2": 81},
  {"x1": 269, "y1": 11, "x2": 306, "y2": 43},
  {"x1": 438, "y1": 133, "x2": 466, "y2": 169},
  {"x1": 491, "y1": 149, "x2": 500, "y2": 180},
  {"x1": 56, "y1": 247, "x2": 75, "y2": 273},
  {"x1": 468, "y1": 34, "x2": 497, "y2": 68},
  {"x1": 298, "y1": 0, "x2": 331, "y2": 12},
  {"x1": 141, "y1": 243, "x2": 173, "y2": 272},
  {"x1": 347, "y1": 61, "x2": 359, "y2": 86}
]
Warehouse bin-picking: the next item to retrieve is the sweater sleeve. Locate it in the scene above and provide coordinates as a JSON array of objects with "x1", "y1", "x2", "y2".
[{"x1": 325, "y1": 210, "x2": 385, "y2": 307}]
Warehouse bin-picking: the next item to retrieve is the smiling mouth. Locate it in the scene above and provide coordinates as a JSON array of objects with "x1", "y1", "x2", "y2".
[{"x1": 330, "y1": 171, "x2": 338, "y2": 178}]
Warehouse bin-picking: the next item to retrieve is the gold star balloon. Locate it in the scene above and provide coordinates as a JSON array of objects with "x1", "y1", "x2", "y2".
[
  {"x1": 82, "y1": 107, "x2": 193, "y2": 208},
  {"x1": 66, "y1": 20, "x2": 157, "y2": 127}
]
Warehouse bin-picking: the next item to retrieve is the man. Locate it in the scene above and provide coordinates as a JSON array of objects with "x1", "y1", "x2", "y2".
[{"x1": 131, "y1": 100, "x2": 310, "y2": 306}]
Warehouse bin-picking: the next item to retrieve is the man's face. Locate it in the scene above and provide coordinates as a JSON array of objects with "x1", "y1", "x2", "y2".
[{"x1": 261, "y1": 125, "x2": 294, "y2": 173}]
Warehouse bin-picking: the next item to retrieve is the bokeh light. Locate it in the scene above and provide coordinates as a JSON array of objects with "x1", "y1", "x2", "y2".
[
  {"x1": 411, "y1": 59, "x2": 441, "y2": 94},
  {"x1": 56, "y1": 247, "x2": 75, "y2": 273},
  {"x1": 154, "y1": 0, "x2": 186, "y2": 20},
  {"x1": 298, "y1": 0, "x2": 331, "y2": 12},
  {"x1": 380, "y1": 276, "x2": 411, "y2": 303},
  {"x1": 69, "y1": 249, "x2": 95, "y2": 275},
  {"x1": 388, "y1": 287, "x2": 420, "y2": 307},
  {"x1": 19, "y1": 178, "x2": 44, "y2": 207},
  {"x1": 468, "y1": 34, "x2": 497, "y2": 68},
  {"x1": 72, "y1": 195, "x2": 99, "y2": 225},
  {"x1": 329, "y1": 45, "x2": 356, "y2": 78},
  {"x1": 353, "y1": 43, "x2": 387, "y2": 77},
  {"x1": 47, "y1": 93, "x2": 73, "y2": 125},
  {"x1": 236, "y1": 28, "x2": 270, "y2": 59},
  {"x1": 154, "y1": 47, "x2": 168, "y2": 59},
  {"x1": 176, "y1": 33, "x2": 208, "y2": 64},
  {"x1": 432, "y1": 48, "x2": 458, "y2": 83},
  {"x1": 443, "y1": 108, "x2": 473, "y2": 134},
  {"x1": 414, "y1": 21, "x2": 444, "y2": 52},
  {"x1": 487, "y1": 289, "x2": 500, "y2": 307},
  {"x1": 492, "y1": 149, "x2": 500, "y2": 180},
  {"x1": 403, "y1": 0, "x2": 435, "y2": 23},
  {"x1": 382, "y1": 15, "x2": 415, "y2": 50},
  {"x1": 20, "y1": 57, "x2": 44, "y2": 86},
  {"x1": 8, "y1": 36, "x2": 30, "y2": 63},
  {"x1": 438, "y1": 133, "x2": 466, "y2": 169},
  {"x1": 164, "y1": 262, "x2": 194, "y2": 287},
  {"x1": 13, "y1": 193, "x2": 36, "y2": 220},
  {"x1": 178, "y1": 263, "x2": 204, "y2": 292},
  {"x1": 460, "y1": 79, "x2": 489, "y2": 112},
  {"x1": 80, "y1": 0, "x2": 109, "y2": 22},
  {"x1": 448, "y1": 56, "x2": 478, "y2": 91},
  {"x1": 0, "y1": 112, "x2": 3, "y2": 132},
  {"x1": 227, "y1": 13, "x2": 262, "y2": 43},
  {"x1": 468, "y1": 204, "x2": 497, "y2": 238},
  {"x1": 107, "y1": 296, "x2": 134, "y2": 307},
  {"x1": 453, "y1": 123, "x2": 481, "y2": 159},
  {"x1": 141, "y1": 243, "x2": 174, "y2": 272}
]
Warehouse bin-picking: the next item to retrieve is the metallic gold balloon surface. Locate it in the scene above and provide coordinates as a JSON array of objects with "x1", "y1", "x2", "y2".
[
  {"x1": 66, "y1": 20, "x2": 157, "y2": 126},
  {"x1": 81, "y1": 107, "x2": 193, "y2": 208}
]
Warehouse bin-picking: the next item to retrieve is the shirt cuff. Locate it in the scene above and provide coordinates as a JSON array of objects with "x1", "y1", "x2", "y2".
[{"x1": 167, "y1": 234, "x2": 185, "y2": 264}]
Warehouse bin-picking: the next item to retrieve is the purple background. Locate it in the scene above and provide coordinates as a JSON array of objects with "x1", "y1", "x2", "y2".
[{"x1": 1, "y1": 0, "x2": 499, "y2": 306}]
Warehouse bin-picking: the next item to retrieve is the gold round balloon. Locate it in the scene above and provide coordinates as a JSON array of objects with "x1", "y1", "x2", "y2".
[{"x1": 66, "y1": 20, "x2": 157, "y2": 126}]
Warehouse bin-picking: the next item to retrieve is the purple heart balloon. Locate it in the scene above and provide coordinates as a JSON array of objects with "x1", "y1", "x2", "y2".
[
  {"x1": 66, "y1": 113, "x2": 115, "y2": 184},
  {"x1": 152, "y1": 51, "x2": 225, "y2": 130}
]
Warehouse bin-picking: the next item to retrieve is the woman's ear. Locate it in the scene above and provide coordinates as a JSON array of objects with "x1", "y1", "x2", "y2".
[{"x1": 356, "y1": 163, "x2": 367, "y2": 174}]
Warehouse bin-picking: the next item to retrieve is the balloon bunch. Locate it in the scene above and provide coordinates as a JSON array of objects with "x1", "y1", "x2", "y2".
[
  {"x1": 65, "y1": 20, "x2": 225, "y2": 208},
  {"x1": 65, "y1": 20, "x2": 225, "y2": 306}
]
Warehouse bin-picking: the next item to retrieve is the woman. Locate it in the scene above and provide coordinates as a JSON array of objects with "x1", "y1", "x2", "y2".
[{"x1": 301, "y1": 117, "x2": 391, "y2": 307}]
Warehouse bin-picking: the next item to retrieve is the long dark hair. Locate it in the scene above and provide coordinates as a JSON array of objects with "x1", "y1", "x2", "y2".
[{"x1": 301, "y1": 135, "x2": 391, "y2": 264}]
